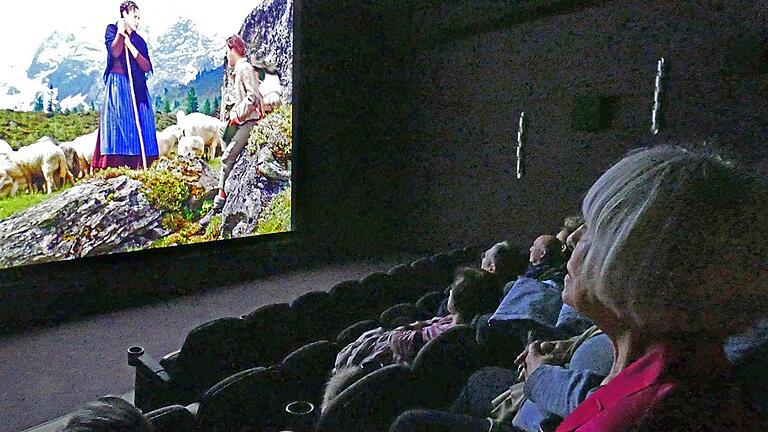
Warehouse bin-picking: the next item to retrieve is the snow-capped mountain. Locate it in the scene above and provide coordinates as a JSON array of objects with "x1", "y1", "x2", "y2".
[
  {"x1": 240, "y1": 0, "x2": 293, "y2": 103},
  {"x1": 0, "y1": 19, "x2": 226, "y2": 111},
  {"x1": 26, "y1": 28, "x2": 103, "y2": 111},
  {"x1": 149, "y1": 19, "x2": 225, "y2": 97}
]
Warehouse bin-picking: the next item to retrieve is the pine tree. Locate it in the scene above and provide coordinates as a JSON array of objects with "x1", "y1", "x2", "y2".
[
  {"x1": 173, "y1": 100, "x2": 181, "y2": 109},
  {"x1": 202, "y1": 98, "x2": 211, "y2": 115},
  {"x1": 212, "y1": 96, "x2": 220, "y2": 117},
  {"x1": 63, "y1": 108, "x2": 71, "y2": 115},
  {"x1": 90, "y1": 101, "x2": 96, "y2": 112},
  {"x1": 33, "y1": 95, "x2": 44, "y2": 112},
  {"x1": 185, "y1": 88, "x2": 198, "y2": 113},
  {"x1": 154, "y1": 95, "x2": 163, "y2": 111},
  {"x1": 163, "y1": 99, "x2": 172, "y2": 113}
]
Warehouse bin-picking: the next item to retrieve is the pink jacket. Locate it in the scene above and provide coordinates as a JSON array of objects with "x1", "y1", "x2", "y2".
[{"x1": 556, "y1": 341, "x2": 763, "y2": 432}]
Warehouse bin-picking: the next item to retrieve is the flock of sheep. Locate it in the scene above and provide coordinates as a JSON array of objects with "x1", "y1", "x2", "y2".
[
  {"x1": 0, "y1": 65, "x2": 285, "y2": 201},
  {"x1": 0, "y1": 111, "x2": 229, "y2": 199}
]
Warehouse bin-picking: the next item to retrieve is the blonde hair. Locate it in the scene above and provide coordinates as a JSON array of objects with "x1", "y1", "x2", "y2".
[{"x1": 580, "y1": 146, "x2": 768, "y2": 336}]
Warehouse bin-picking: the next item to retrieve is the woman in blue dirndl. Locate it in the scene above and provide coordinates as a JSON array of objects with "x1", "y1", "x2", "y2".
[{"x1": 92, "y1": 1, "x2": 158, "y2": 170}]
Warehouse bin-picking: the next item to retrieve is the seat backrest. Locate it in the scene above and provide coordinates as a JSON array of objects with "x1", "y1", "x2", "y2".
[
  {"x1": 409, "y1": 257, "x2": 446, "y2": 297},
  {"x1": 145, "y1": 405, "x2": 194, "y2": 432},
  {"x1": 336, "y1": 319, "x2": 382, "y2": 348},
  {"x1": 328, "y1": 280, "x2": 376, "y2": 334},
  {"x1": 280, "y1": 340, "x2": 338, "y2": 403},
  {"x1": 174, "y1": 317, "x2": 249, "y2": 401},
  {"x1": 194, "y1": 367, "x2": 284, "y2": 432},
  {"x1": 360, "y1": 271, "x2": 402, "y2": 312},
  {"x1": 289, "y1": 291, "x2": 332, "y2": 344},
  {"x1": 411, "y1": 325, "x2": 484, "y2": 409},
  {"x1": 385, "y1": 264, "x2": 420, "y2": 305},
  {"x1": 380, "y1": 303, "x2": 421, "y2": 328},
  {"x1": 317, "y1": 364, "x2": 416, "y2": 432},
  {"x1": 241, "y1": 302, "x2": 293, "y2": 366},
  {"x1": 415, "y1": 291, "x2": 445, "y2": 319},
  {"x1": 428, "y1": 253, "x2": 457, "y2": 287}
]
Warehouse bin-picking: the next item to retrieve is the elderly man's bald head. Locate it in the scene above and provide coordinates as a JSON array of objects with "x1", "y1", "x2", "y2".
[{"x1": 529, "y1": 235, "x2": 563, "y2": 265}]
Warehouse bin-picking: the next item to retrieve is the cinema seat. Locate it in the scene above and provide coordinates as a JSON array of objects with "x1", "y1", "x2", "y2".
[
  {"x1": 328, "y1": 280, "x2": 373, "y2": 330},
  {"x1": 409, "y1": 257, "x2": 445, "y2": 297},
  {"x1": 280, "y1": 340, "x2": 338, "y2": 403},
  {"x1": 415, "y1": 291, "x2": 445, "y2": 318},
  {"x1": 386, "y1": 264, "x2": 418, "y2": 303},
  {"x1": 316, "y1": 364, "x2": 417, "y2": 432},
  {"x1": 380, "y1": 303, "x2": 422, "y2": 328},
  {"x1": 410, "y1": 325, "x2": 485, "y2": 409},
  {"x1": 317, "y1": 326, "x2": 484, "y2": 432},
  {"x1": 336, "y1": 319, "x2": 382, "y2": 347},
  {"x1": 173, "y1": 317, "x2": 253, "y2": 400},
  {"x1": 193, "y1": 367, "x2": 284, "y2": 432},
  {"x1": 241, "y1": 302, "x2": 293, "y2": 366},
  {"x1": 356, "y1": 272, "x2": 397, "y2": 313},
  {"x1": 144, "y1": 405, "x2": 194, "y2": 432},
  {"x1": 289, "y1": 291, "x2": 332, "y2": 344}
]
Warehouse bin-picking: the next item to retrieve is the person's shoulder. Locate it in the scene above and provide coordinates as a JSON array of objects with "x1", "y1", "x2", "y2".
[{"x1": 235, "y1": 59, "x2": 256, "y2": 74}]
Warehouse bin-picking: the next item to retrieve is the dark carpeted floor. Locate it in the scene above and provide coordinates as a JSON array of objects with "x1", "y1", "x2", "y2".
[{"x1": 0, "y1": 255, "x2": 416, "y2": 432}]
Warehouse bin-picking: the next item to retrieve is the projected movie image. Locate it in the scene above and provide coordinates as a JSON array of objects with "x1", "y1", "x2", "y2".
[{"x1": 0, "y1": 0, "x2": 293, "y2": 268}]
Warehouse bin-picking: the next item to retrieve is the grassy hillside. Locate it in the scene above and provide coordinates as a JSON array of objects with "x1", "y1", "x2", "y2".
[{"x1": 0, "y1": 110, "x2": 179, "y2": 149}]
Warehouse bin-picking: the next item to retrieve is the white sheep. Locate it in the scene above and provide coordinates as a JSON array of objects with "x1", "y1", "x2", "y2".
[
  {"x1": 11, "y1": 137, "x2": 74, "y2": 194},
  {"x1": 60, "y1": 130, "x2": 97, "y2": 179},
  {"x1": 0, "y1": 154, "x2": 24, "y2": 198},
  {"x1": 260, "y1": 72, "x2": 283, "y2": 112},
  {"x1": 157, "y1": 124, "x2": 183, "y2": 158},
  {"x1": 177, "y1": 135, "x2": 205, "y2": 159},
  {"x1": 0, "y1": 139, "x2": 12, "y2": 155},
  {"x1": 175, "y1": 111, "x2": 226, "y2": 160}
]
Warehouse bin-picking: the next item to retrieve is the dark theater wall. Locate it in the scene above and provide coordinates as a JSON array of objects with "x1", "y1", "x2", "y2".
[{"x1": 402, "y1": 0, "x2": 768, "y2": 252}]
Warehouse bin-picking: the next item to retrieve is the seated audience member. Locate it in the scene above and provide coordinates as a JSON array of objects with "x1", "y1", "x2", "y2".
[
  {"x1": 553, "y1": 303, "x2": 593, "y2": 338},
  {"x1": 480, "y1": 240, "x2": 529, "y2": 285},
  {"x1": 519, "y1": 235, "x2": 564, "y2": 285},
  {"x1": 321, "y1": 365, "x2": 373, "y2": 412},
  {"x1": 332, "y1": 267, "x2": 500, "y2": 373},
  {"x1": 60, "y1": 396, "x2": 151, "y2": 432},
  {"x1": 477, "y1": 235, "x2": 565, "y2": 364},
  {"x1": 390, "y1": 230, "x2": 613, "y2": 432},
  {"x1": 393, "y1": 146, "x2": 768, "y2": 432},
  {"x1": 552, "y1": 146, "x2": 768, "y2": 431},
  {"x1": 555, "y1": 216, "x2": 585, "y2": 247},
  {"x1": 436, "y1": 240, "x2": 528, "y2": 316}
]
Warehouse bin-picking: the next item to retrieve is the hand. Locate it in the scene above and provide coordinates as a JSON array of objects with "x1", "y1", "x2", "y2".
[
  {"x1": 117, "y1": 18, "x2": 130, "y2": 35},
  {"x1": 514, "y1": 339, "x2": 574, "y2": 380},
  {"x1": 408, "y1": 321, "x2": 428, "y2": 331}
]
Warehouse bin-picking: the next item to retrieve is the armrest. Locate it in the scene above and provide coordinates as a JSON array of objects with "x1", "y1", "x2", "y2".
[
  {"x1": 127, "y1": 346, "x2": 172, "y2": 411},
  {"x1": 160, "y1": 350, "x2": 181, "y2": 376},
  {"x1": 128, "y1": 346, "x2": 171, "y2": 383}
]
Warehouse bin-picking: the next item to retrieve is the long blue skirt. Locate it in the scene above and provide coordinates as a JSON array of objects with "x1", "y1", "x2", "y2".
[{"x1": 95, "y1": 72, "x2": 158, "y2": 169}]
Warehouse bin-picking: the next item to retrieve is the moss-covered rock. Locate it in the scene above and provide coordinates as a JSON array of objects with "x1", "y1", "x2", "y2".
[{"x1": 256, "y1": 187, "x2": 291, "y2": 235}]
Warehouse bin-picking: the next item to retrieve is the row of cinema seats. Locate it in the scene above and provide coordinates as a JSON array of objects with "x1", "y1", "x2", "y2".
[
  {"x1": 127, "y1": 248, "x2": 478, "y2": 418},
  {"x1": 141, "y1": 324, "x2": 484, "y2": 432}
]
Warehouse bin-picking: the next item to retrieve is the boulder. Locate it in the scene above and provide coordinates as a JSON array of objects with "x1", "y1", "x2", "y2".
[
  {"x1": 154, "y1": 155, "x2": 219, "y2": 212},
  {"x1": 0, "y1": 176, "x2": 167, "y2": 268},
  {"x1": 221, "y1": 149, "x2": 264, "y2": 238}
]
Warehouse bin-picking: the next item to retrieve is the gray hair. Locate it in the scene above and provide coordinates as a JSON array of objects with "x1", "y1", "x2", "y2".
[
  {"x1": 580, "y1": 146, "x2": 768, "y2": 336},
  {"x1": 60, "y1": 396, "x2": 151, "y2": 432}
]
